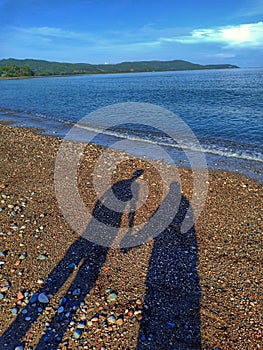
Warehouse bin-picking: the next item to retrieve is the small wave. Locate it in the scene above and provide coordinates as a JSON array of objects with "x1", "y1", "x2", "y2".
[
  {"x1": 0, "y1": 107, "x2": 75, "y2": 127},
  {"x1": 1, "y1": 106, "x2": 262, "y2": 164},
  {"x1": 75, "y1": 123, "x2": 263, "y2": 163}
]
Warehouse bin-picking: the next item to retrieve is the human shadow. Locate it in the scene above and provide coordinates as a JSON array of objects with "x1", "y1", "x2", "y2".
[
  {"x1": 0, "y1": 174, "x2": 201, "y2": 350},
  {"x1": 136, "y1": 184, "x2": 201, "y2": 350},
  {"x1": 0, "y1": 170, "x2": 143, "y2": 349}
]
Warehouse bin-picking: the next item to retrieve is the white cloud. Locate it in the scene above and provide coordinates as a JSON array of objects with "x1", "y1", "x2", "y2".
[{"x1": 162, "y1": 22, "x2": 263, "y2": 48}]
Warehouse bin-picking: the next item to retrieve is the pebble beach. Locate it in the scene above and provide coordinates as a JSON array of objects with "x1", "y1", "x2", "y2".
[{"x1": 0, "y1": 124, "x2": 262, "y2": 349}]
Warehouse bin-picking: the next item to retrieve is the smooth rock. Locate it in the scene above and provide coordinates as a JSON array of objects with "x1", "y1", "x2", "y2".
[
  {"x1": 61, "y1": 296, "x2": 67, "y2": 304},
  {"x1": 72, "y1": 288, "x2": 81, "y2": 296},
  {"x1": 38, "y1": 292, "x2": 49, "y2": 303},
  {"x1": 19, "y1": 252, "x2": 27, "y2": 260},
  {"x1": 11, "y1": 307, "x2": 18, "y2": 315},
  {"x1": 0, "y1": 279, "x2": 10, "y2": 292},
  {"x1": 37, "y1": 254, "x2": 48, "y2": 260},
  {"x1": 58, "y1": 306, "x2": 64, "y2": 313},
  {"x1": 0, "y1": 251, "x2": 8, "y2": 257},
  {"x1": 77, "y1": 323, "x2": 85, "y2": 329},
  {"x1": 107, "y1": 292, "x2": 117, "y2": 302},
  {"x1": 73, "y1": 329, "x2": 82, "y2": 339},
  {"x1": 107, "y1": 315, "x2": 116, "y2": 324},
  {"x1": 69, "y1": 263, "x2": 77, "y2": 269},
  {"x1": 29, "y1": 293, "x2": 38, "y2": 304},
  {"x1": 17, "y1": 291, "x2": 24, "y2": 300},
  {"x1": 116, "y1": 317, "x2": 124, "y2": 326}
]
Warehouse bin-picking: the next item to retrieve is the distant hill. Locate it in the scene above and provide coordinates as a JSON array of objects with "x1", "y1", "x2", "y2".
[{"x1": 0, "y1": 58, "x2": 239, "y2": 77}]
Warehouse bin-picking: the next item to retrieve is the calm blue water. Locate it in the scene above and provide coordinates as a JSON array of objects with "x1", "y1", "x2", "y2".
[{"x1": 0, "y1": 68, "x2": 262, "y2": 181}]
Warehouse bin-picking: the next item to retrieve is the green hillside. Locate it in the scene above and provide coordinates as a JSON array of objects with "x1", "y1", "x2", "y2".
[{"x1": 0, "y1": 58, "x2": 239, "y2": 77}]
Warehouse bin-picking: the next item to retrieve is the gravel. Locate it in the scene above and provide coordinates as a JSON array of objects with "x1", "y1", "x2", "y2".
[{"x1": 0, "y1": 124, "x2": 262, "y2": 349}]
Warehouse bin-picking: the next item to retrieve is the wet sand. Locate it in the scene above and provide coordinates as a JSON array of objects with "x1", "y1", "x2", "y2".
[{"x1": 0, "y1": 124, "x2": 262, "y2": 349}]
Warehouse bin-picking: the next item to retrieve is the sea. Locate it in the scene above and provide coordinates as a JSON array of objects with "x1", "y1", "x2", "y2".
[{"x1": 0, "y1": 68, "x2": 262, "y2": 182}]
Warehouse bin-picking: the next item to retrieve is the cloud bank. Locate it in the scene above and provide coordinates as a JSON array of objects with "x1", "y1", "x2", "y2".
[{"x1": 162, "y1": 22, "x2": 263, "y2": 48}]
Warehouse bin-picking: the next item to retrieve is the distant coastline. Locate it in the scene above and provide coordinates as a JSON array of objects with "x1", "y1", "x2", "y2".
[{"x1": 0, "y1": 58, "x2": 239, "y2": 79}]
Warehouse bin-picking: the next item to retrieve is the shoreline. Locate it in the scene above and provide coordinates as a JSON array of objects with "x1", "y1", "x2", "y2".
[
  {"x1": 0, "y1": 124, "x2": 262, "y2": 349},
  {"x1": 0, "y1": 66, "x2": 239, "y2": 81},
  {"x1": 0, "y1": 115, "x2": 262, "y2": 184}
]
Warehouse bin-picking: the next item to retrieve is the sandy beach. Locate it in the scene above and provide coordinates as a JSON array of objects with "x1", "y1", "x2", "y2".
[{"x1": 0, "y1": 124, "x2": 262, "y2": 349}]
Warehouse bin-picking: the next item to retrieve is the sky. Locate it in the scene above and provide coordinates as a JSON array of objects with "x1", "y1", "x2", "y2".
[{"x1": 0, "y1": 0, "x2": 263, "y2": 67}]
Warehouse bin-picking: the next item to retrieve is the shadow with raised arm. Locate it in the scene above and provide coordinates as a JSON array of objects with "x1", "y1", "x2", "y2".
[{"x1": 0, "y1": 170, "x2": 144, "y2": 349}]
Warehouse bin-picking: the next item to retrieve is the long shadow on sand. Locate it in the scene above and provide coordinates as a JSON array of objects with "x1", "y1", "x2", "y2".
[
  {"x1": 0, "y1": 173, "x2": 201, "y2": 350},
  {"x1": 136, "y1": 186, "x2": 201, "y2": 349}
]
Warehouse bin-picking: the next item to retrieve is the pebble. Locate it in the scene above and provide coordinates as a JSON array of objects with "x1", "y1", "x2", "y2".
[
  {"x1": 14, "y1": 260, "x2": 21, "y2": 267},
  {"x1": 15, "y1": 346, "x2": 24, "y2": 350},
  {"x1": 38, "y1": 292, "x2": 49, "y2": 303},
  {"x1": 11, "y1": 307, "x2": 18, "y2": 315},
  {"x1": 73, "y1": 329, "x2": 82, "y2": 339},
  {"x1": 29, "y1": 293, "x2": 38, "y2": 304},
  {"x1": 77, "y1": 322, "x2": 85, "y2": 329},
  {"x1": 17, "y1": 291, "x2": 24, "y2": 300},
  {"x1": 0, "y1": 279, "x2": 11, "y2": 293},
  {"x1": 57, "y1": 306, "x2": 64, "y2": 313},
  {"x1": 127, "y1": 309, "x2": 134, "y2": 317},
  {"x1": 69, "y1": 262, "x2": 77, "y2": 269},
  {"x1": 87, "y1": 321, "x2": 93, "y2": 327},
  {"x1": 37, "y1": 254, "x2": 48, "y2": 260},
  {"x1": 107, "y1": 315, "x2": 116, "y2": 324},
  {"x1": 0, "y1": 293, "x2": 4, "y2": 300},
  {"x1": 107, "y1": 292, "x2": 117, "y2": 303},
  {"x1": 116, "y1": 317, "x2": 124, "y2": 326},
  {"x1": 72, "y1": 288, "x2": 81, "y2": 296},
  {"x1": 61, "y1": 296, "x2": 67, "y2": 304},
  {"x1": 19, "y1": 252, "x2": 27, "y2": 260},
  {"x1": 0, "y1": 250, "x2": 8, "y2": 257}
]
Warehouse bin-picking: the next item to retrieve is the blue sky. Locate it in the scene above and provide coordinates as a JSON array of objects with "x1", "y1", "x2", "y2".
[{"x1": 1, "y1": 0, "x2": 263, "y2": 66}]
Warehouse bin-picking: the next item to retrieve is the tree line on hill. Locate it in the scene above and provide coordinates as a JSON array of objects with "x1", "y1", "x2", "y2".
[
  {"x1": 0, "y1": 65, "x2": 33, "y2": 77},
  {"x1": 0, "y1": 58, "x2": 239, "y2": 78}
]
